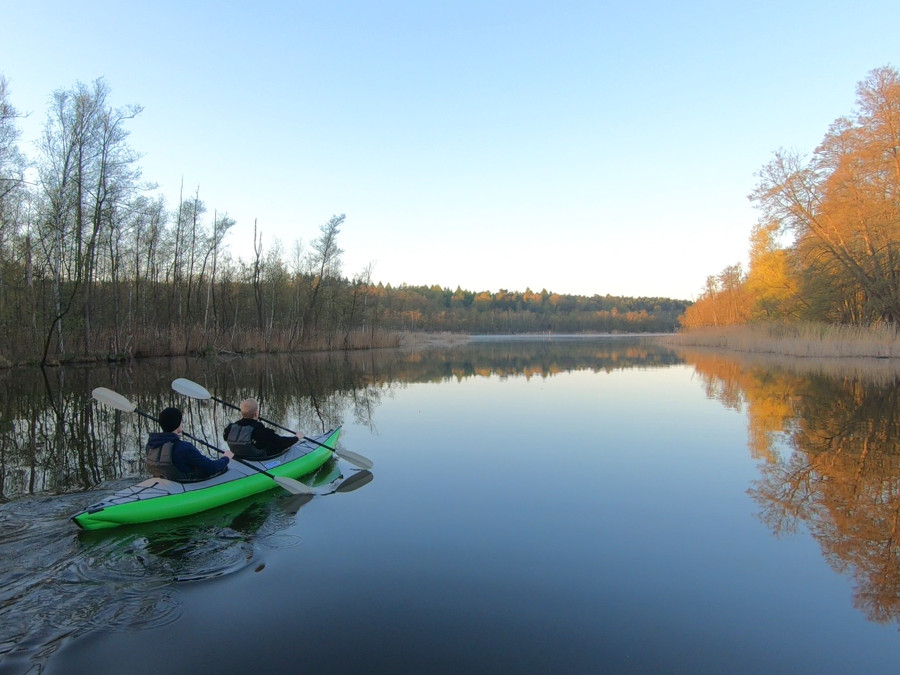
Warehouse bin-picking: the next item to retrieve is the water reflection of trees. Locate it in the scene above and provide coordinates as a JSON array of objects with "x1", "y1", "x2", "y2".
[
  {"x1": 1, "y1": 339, "x2": 679, "y2": 501},
  {"x1": 0, "y1": 354, "x2": 375, "y2": 501},
  {"x1": 677, "y1": 348, "x2": 900, "y2": 627}
]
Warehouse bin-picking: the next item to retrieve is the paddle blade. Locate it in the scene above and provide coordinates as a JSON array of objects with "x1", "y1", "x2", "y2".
[
  {"x1": 273, "y1": 476, "x2": 315, "y2": 495},
  {"x1": 92, "y1": 387, "x2": 137, "y2": 413},
  {"x1": 335, "y1": 470, "x2": 374, "y2": 493},
  {"x1": 171, "y1": 378, "x2": 212, "y2": 400},
  {"x1": 335, "y1": 448, "x2": 374, "y2": 470},
  {"x1": 281, "y1": 493, "x2": 314, "y2": 514}
]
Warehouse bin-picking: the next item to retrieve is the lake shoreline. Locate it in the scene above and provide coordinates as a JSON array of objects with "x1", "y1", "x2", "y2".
[
  {"x1": 657, "y1": 323, "x2": 900, "y2": 359},
  {"x1": 0, "y1": 331, "x2": 470, "y2": 369},
  {"x1": 10, "y1": 323, "x2": 900, "y2": 368},
  {"x1": 1, "y1": 331, "x2": 670, "y2": 368}
]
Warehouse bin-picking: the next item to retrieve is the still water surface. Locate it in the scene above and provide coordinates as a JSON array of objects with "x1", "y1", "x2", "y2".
[{"x1": 2, "y1": 337, "x2": 900, "y2": 673}]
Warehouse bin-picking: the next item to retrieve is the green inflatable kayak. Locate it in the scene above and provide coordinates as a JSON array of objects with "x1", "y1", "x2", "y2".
[{"x1": 72, "y1": 428, "x2": 340, "y2": 531}]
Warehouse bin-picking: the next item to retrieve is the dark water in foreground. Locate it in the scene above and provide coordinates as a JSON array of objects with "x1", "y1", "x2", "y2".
[{"x1": 2, "y1": 337, "x2": 900, "y2": 673}]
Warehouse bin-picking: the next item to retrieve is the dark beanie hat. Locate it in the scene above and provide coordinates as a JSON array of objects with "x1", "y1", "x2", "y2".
[{"x1": 158, "y1": 407, "x2": 183, "y2": 432}]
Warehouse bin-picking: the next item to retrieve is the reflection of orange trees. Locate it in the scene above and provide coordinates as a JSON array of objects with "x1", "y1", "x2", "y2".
[
  {"x1": 677, "y1": 349, "x2": 798, "y2": 462},
  {"x1": 682, "y1": 349, "x2": 900, "y2": 627},
  {"x1": 759, "y1": 381, "x2": 900, "y2": 626}
]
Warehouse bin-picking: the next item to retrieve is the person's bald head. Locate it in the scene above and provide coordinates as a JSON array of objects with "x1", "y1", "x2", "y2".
[{"x1": 240, "y1": 398, "x2": 259, "y2": 419}]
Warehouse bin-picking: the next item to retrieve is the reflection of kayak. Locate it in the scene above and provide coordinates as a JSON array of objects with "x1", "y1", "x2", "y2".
[{"x1": 72, "y1": 428, "x2": 340, "y2": 531}]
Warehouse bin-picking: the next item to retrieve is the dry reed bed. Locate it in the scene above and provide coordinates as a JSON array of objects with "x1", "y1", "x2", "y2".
[
  {"x1": 3, "y1": 327, "x2": 470, "y2": 367},
  {"x1": 662, "y1": 323, "x2": 900, "y2": 359},
  {"x1": 24, "y1": 327, "x2": 415, "y2": 365}
]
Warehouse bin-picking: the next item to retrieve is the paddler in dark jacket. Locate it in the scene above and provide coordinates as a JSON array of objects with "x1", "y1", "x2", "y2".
[
  {"x1": 146, "y1": 407, "x2": 232, "y2": 482},
  {"x1": 223, "y1": 398, "x2": 303, "y2": 459}
]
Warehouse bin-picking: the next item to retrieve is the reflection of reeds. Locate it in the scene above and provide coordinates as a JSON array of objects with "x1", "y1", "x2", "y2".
[
  {"x1": 1, "y1": 338, "x2": 677, "y2": 500},
  {"x1": 673, "y1": 346, "x2": 900, "y2": 387},
  {"x1": 661, "y1": 322, "x2": 900, "y2": 359}
]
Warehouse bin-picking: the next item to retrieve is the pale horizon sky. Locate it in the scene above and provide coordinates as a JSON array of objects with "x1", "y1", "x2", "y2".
[{"x1": 3, "y1": 1, "x2": 899, "y2": 300}]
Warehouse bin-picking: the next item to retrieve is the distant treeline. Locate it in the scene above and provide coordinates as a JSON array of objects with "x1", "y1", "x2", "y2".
[
  {"x1": 681, "y1": 66, "x2": 900, "y2": 330},
  {"x1": 370, "y1": 286, "x2": 688, "y2": 335},
  {"x1": 0, "y1": 77, "x2": 688, "y2": 366}
]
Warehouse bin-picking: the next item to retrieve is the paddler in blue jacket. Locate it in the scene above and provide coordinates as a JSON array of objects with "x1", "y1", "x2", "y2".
[{"x1": 145, "y1": 407, "x2": 233, "y2": 482}]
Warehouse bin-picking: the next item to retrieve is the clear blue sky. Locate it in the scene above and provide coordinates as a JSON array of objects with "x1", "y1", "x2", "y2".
[{"x1": 3, "y1": 1, "x2": 899, "y2": 300}]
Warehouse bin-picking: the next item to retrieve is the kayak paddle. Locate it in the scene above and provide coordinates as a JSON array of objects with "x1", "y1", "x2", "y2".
[
  {"x1": 91, "y1": 387, "x2": 314, "y2": 495},
  {"x1": 334, "y1": 469, "x2": 374, "y2": 493},
  {"x1": 280, "y1": 471, "x2": 373, "y2": 514},
  {"x1": 171, "y1": 377, "x2": 374, "y2": 469}
]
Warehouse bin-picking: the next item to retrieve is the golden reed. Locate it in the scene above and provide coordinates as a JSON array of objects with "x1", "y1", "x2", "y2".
[{"x1": 662, "y1": 322, "x2": 900, "y2": 359}]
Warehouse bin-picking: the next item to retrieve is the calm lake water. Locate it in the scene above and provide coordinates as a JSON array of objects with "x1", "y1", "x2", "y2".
[{"x1": 2, "y1": 336, "x2": 900, "y2": 673}]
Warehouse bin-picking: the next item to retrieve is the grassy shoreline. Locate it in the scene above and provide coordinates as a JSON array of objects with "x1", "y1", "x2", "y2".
[
  {"x1": 0, "y1": 330, "x2": 471, "y2": 369},
  {"x1": 659, "y1": 322, "x2": 900, "y2": 359}
]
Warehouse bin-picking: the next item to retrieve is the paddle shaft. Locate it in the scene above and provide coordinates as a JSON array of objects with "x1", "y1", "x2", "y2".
[
  {"x1": 214, "y1": 396, "x2": 295, "y2": 434},
  {"x1": 212, "y1": 395, "x2": 335, "y2": 451},
  {"x1": 129, "y1": 407, "x2": 286, "y2": 482},
  {"x1": 170, "y1": 378, "x2": 370, "y2": 467}
]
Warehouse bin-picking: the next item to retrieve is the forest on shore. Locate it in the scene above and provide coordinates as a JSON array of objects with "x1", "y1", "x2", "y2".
[
  {"x1": 0, "y1": 77, "x2": 688, "y2": 367},
  {"x1": 680, "y1": 66, "x2": 900, "y2": 332}
]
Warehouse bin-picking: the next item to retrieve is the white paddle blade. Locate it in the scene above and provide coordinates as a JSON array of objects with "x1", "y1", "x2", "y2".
[
  {"x1": 171, "y1": 378, "x2": 212, "y2": 400},
  {"x1": 301, "y1": 432, "x2": 374, "y2": 470},
  {"x1": 273, "y1": 476, "x2": 315, "y2": 495},
  {"x1": 92, "y1": 387, "x2": 137, "y2": 413},
  {"x1": 335, "y1": 448, "x2": 374, "y2": 470}
]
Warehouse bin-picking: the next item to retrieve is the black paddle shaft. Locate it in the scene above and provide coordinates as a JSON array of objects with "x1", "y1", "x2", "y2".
[
  {"x1": 214, "y1": 396, "x2": 297, "y2": 435},
  {"x1": 213, "y1": 396, "x2": 340, "y2": 452},
  {"x1": 132, "y1": 407, "x2": 284, "y2": 481}
]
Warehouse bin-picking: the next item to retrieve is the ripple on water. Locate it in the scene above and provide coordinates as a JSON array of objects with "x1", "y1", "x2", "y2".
[{"x1": 0, "y1": 488, "x2": 302, "y2": 671}]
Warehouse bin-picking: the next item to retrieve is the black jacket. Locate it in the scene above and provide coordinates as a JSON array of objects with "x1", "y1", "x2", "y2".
[{"x1": 223, "y1": 418, "x2": 298, "y2": 458}]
